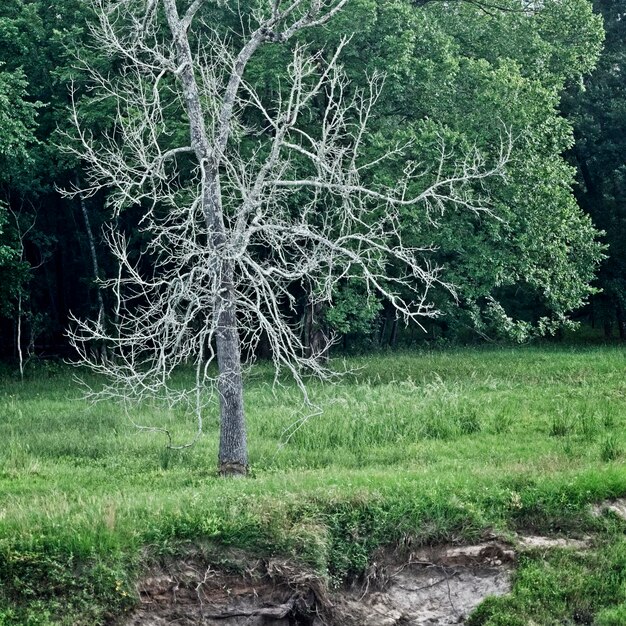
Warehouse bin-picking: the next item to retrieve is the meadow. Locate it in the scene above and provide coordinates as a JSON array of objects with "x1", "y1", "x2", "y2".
[{"x1": 2, "y1": 345, "x2": 626, "y2": 624}]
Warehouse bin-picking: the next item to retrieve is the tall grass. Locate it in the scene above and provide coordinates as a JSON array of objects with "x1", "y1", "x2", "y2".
[{"x1": 1, "y1": 345, "x2": 626, "y2": 623}]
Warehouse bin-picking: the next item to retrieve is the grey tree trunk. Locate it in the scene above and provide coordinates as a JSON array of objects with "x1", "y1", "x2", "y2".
[
  {"x1": 215, "y1": 279, "x2": 248, "y2": 475},
  {"x1": 303, "y1": 298, "x2": 330, "y2": 361},
  {"x1": 164, "y1": 0, "x2": 253, "y2": 475}
]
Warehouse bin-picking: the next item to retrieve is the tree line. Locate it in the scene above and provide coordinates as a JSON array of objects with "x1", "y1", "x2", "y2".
[{"x1": 0, "y1": 0, "x2": 622, "y2": 368}]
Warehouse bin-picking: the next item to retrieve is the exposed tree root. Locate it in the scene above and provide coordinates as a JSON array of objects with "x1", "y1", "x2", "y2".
[{"x1": 201, "y1": 597, "x2": 295, "y2": 619}]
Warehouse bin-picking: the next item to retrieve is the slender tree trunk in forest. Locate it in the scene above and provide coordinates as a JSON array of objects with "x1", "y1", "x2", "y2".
[
  {"x1": 380, "y1": 306, "x2": 397, "y2": 347},
  {"x1": 379, "y1": 306, "x2": 389, "y2": 347},
  {"x1": 16, "y1": 293, "x2": 24, "y2": 379},
  {"x1": 617, "y1": 304, "x2": 625, "y2": 341},
  {"x1": 303, "y1": 298, "x2": 330, "y2": 361},
  {"x1": 389, "y1": 316, "x2": 399, "y2": 348},
  {"x1": 76, "y1": 178, "x2": 107, "y2": 360}
]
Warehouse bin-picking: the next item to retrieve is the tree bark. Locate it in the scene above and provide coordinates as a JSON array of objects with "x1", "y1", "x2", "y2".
[
  {"x1": 617, "y1": 304, "x2": 625, "y2": 341},
  {"x1": 303, "y1": 298, "x2": 329, "y2": 361},
  {"x1": 163, "y1": 0, "x2": 253, "y2": 475},
  {"x1": 76, "y1": 178, "x2": 107, "y2": 360},
  {"x1": 215, "y1": 279, "x2": 248, "y2": 476},
  {"x1": 389, "y1": 316, "x2": 399, "y2": 348}
]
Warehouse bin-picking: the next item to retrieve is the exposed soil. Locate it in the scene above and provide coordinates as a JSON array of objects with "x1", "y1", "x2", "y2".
[
  {"x1": 591, "y1": 497, "x2": 626, "y2": 520},
  {"x1": 515, "y1": 535, "x2": 590, "y2": 551},
  {"x1": 123, "y1": 542, "x2": 515, "y2": 626},
  {"x1": 124, "y1": 528, "x2": 604, "y2": 626},
  {"x1": 332, "y1": 542, "x2": 514, "y2": 625}
]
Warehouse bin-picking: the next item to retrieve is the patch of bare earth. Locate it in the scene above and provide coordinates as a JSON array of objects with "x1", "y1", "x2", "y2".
[
  {"x1": 123, "y1": 542, "x2": 515, "y2": 626},
  {"x1": 591, "y1": 497, "x2": 626, "y2": 520},
  {"x1": 335, "y1": 542, "x2": 514, "y2": 625},
  {"x1": 122, "y1": 500, "x2": 624, "y2": 625},
  {"x1": 515, "y1": 536, "x2": 590, "y2": 551}
]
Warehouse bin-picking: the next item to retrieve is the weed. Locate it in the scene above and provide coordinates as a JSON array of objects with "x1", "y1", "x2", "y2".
[
  {"x1": 602, "y1": 408, "x2": 617, "y2": 430},
  {"x1": 493, "y1": 411, "x2": 513, "y2": 434},
  {"x1": 550, "y1": 412, "x2": 571, "y2": 437},
  {"x1": 458, "y1": 408, "x2": 482, "y2": 435},
  {"x1": 601, "y1": 436, "x2": 622, "y2": 463},
  {"x1": 576, "y1": 408, "x2": 599, "y2": 441}
]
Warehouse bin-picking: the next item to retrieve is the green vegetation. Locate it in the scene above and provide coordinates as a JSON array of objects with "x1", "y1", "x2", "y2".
[
  {"x1": 1, "y1": 345, "x2": 626, "y2": 623},
  {"x1": 469, "y1": 538, "x2": 626, "y2": 626},
  {"x1": 564, "y1": 0, "x2": 626, "y2": 338},
  {"x1": 0, "y1": 0, "x2": 622, "y2": 621},
  {"x1": 0, "y1": 0, "x2": 611, "y2": 356}
]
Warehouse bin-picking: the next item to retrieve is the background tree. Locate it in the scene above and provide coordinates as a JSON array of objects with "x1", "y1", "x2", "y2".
[
  {"x1": 0, "y1": 61, "x2": 39, "y2": 358},
  {"x1": 563, "y1": 0, "x2": 626, "y2": 338},
  {"x1": 314, "y1": 0, "x2": 605, "y2": 345},
  {"x1": 0, "y1": 0, "x2": 608, "y2": 358},
  {"x1": 0, "y1": 0, "x2": 113, "y2": 358}
]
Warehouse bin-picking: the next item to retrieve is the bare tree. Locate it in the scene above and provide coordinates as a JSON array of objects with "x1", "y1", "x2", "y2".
[{"x1": 63, "y1": 0, "x2": 511, "y2": 476}]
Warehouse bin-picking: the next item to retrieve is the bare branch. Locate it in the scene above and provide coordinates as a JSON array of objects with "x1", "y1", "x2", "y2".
[{"x1": 66, "y1": 0, "x2": 512, "y2": 468}]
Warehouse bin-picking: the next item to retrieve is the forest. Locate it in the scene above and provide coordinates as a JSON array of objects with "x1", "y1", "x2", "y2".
[
  {"x1": 0, "y1": 0, "x2": 623, "y2": 364},
  {"x1": 1, "y1": 0, "x2": 626, "y2": 624}
]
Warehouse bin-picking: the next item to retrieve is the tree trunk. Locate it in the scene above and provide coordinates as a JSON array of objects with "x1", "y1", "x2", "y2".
[
  {"x1": 163, "y1": 0, "x2": 259, "y2": 476},
  {"x1": 204, "y1": 175, "x2": 248, "y2": 475},
  {"x1": 76, "y1": 177, "x2": 107, "y2": 360},
  {"x1": 303, "y1": 298, "x2": 329, "y2": 361},
  {"x1": 617, "y1": 304, "x2": 625, "y2": 341},
  {"x1": 389, "y1": 316, "x2": 399, "y2": 348},
  {"x1": 216, "y1": 280, "x2": 248, "y2": 476}
]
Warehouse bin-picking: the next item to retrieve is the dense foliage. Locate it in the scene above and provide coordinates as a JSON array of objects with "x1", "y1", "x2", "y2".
[
  {"x1": 0, "y1": 63, "x2": 37, "y2": 318},
  {"x1": 563, "y1": 0, "x2": 626, "y2": 339},
  {"x1": 335, "y1": 0, "x2": 606, "y2": 342},
  {"x1": 0, "y1": 0, "x2": 618, "y2": 360}
]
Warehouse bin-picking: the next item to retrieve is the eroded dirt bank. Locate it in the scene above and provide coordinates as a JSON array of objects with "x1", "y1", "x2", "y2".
[
  {"x1": 124, "y1": 542, "x2": 516, "y2": 626},
  {"x1": 122, "y1": 498, "x2": 624, "y2": 625}
]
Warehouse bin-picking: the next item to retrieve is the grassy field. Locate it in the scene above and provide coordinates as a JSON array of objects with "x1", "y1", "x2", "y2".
[{"x1": 2, "y1": 345, "x2": 626, "y2": 624}]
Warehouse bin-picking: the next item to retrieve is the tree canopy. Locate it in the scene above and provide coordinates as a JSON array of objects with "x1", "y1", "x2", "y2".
[
  {"x1": 0, "y1": 0, "x2": 616, "y2": 361},
  {"x1": 563, "y1": 0, "x2": 626, "y2": 338}
]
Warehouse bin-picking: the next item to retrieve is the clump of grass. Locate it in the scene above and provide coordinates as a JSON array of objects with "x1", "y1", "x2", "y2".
[
  {"x1": 467, "y1": 536, "x2": 626, "y2": 625},
  {"x1": 0, "y1": 535, "x2": 137, "y2": 626},
  {"x1": 458, "y1": 408, "x2": 482, "y2": 435},
  {"x1": 550, "y1": 412, "x2": 572, "y2": 437},
  {"x1": 493, "y1": 410, "x2": 513, "y2": 434},
  {"x1": 602, "y1": 406, "x2": 619, "y2": 430},
  {"x1": 601, "y1": 436, "x2": 622, "y2": 463},
  {"x1": 596, "y1": 604, "x2": 626, "y2": 626},
  {"x1": 561, "y1": 436, "x2": 578, "y2": 458},
  {"x1": 576, "y1": 408, "x2": 600, "y2": 441},
  {"x1": 0, "y1": 440, "x2": 40, "y2": 478}
]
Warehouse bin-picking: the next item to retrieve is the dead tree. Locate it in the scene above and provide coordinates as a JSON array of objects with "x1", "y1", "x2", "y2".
[{"x1": 63, "y1": 0, "x2": 511, "y2": 476}]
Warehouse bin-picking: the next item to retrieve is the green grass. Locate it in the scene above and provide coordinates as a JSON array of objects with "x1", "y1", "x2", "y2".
[
  {"x1": 468, "y1": 535, "x2": 626, "y2": 626},
  {"x1": 1, "y1": 345, "x2": 626, "y2": 624}
]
